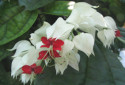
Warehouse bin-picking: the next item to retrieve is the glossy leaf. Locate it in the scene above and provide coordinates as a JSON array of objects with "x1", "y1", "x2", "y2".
[
  {"x1": 84, "y1": 43, "x2": 125, "y2": 85},
  {"x1": 18, "y1": 0, "x2": 54, "y2": 10},
  {"x1": 42, "y1": 1, "x2": 72, "y2": 16},
  {"x1": 0, "y1": 1, "x2": 38, "y2": 45}
]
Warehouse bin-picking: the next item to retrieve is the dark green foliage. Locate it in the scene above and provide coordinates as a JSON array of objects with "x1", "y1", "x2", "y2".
[
  {"x1": 0, "y1": 0, "x2": 38, "y2": 45},
  {"x1": 42, "y1": 1, "x2": 72, "y2": 16},
  {"x1": 18, "y1": 0, "x2": 55, "y2": 10}
]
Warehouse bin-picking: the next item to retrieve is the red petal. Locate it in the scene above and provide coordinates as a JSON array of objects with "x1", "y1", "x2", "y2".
[
  {"x1": 34, "y1": 66, "x2": 43, "y2": 74},
  {"x1": 49, "y1": 38, "x2": 56, "y2": 42},
  {"x1": 31, "y1": 64, "x2": 37, "y2": 68},
  {"x1": 38, "y1": 51, "x2": 48, "y2": 60},
  {"x1": 55, "y1": 39, "x2": 64, "y2": 46},
  {"x1": 22, "y1": 65, "x2": 32, "y2": 74},
  {"x1": 41, "y1": 44, "x2": 50, "y2": 48},
  {"x1": 53, "y1": 39, "x2": 64, "y2": 51},
  {"x1": 50, "y1": 50, "x2": 61, "y2": 57},
  {"x1": 41, "y1": 37, "x2": 49, "y2": 44},
  {"x1": 53, "y1": 45, "x2": 62, "y2": 51},
  {"x1": 115, "y1": 30, "x2": 122, "y2": 37}
]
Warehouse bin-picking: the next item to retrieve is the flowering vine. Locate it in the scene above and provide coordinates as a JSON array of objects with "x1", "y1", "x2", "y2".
[{"x1": 9, "y1": 2, "x2": 122, "y2": 84}]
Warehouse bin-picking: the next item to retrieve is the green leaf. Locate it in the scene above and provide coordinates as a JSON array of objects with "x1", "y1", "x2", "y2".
[
  {"x1": 34, "y1": 51, "x2": 88, "y2": 85},
  {"x1": 42, "y1": 1, "x2": 72, "y2": 16},
  {"x1": 84, "y1": 44, "x2": 125, "y2": 85},
  {"x1": 0, "y1": 1, "x2": 38, "y2": 45},
  {"x1": 18, "y1": 0, "x2": 54, "y2": 11}
]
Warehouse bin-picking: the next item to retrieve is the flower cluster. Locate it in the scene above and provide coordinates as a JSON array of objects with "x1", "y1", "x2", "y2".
[{"x1": 10, "y1": 2, "x2": 122, "y2": 84}]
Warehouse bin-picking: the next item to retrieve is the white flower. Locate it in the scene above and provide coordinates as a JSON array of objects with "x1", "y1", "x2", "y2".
[
  {"x1": 96, "y1": 16, "x2": 117, "y2": 47},
  {"x1": 79, "y1": 12, "x2": 106, "y2": 37},
  {"x1": 46, "y1": 17, "x2": 74, "y2": 39},
  {"x1": 55, "y1": 39, "x2": 80, "y2": 74},
  {"x1": 10, "y1": 41, "x2": 40, "y2": 84},
  {"x1": 66, "y1": 2, "x2": 117, "y2": 48},
  {"x1": 97, "y1": 29, "x2": 115, "y2": 47},
  {"x1": 66, "y1": 2, "x2": 107, "y2": 41},
  {"x1": 73, "y1": 33, "x2": 94, "y2": 57},
  {"x1": 66, "y1": 2, "x2": 99, "y2": 29}
]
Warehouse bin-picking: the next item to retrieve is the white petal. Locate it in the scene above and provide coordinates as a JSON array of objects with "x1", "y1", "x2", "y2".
[
  {"x1": 30, "y1": 33, "x2": 41, "y2": 46},
  {"x1": 97, "y1": 30, "x2": 107, "y2": 47},
  {"x1": 55, "y1": 57, "x2": 68, "y2": 75},
  {"x1": 75, "y1": 53, "x2": 80, "y2": 63},
  {"x1": 66, "y1": 2, "x2": 97, "y2": 29},
  {"x1": 21, "y1": 47, "x2": 39, "y2": 65},
  {"x1": 61, "y1": 39, "x2": 74, "y2": 56},
  {"x1": 46, "y1": 17, "x2": 74, "y2": 39},
  {"x1": 79, "y1": 22, "x2": 96, "y2": 38},
  {"x1": 79, "y1": 12, "x2": 106, "y2": 35},
  {"x1": 20, "y1": 74, "x2": 31, "y2": 84},
  {"x1": 66, "y1": 10, "x2": 81, "y2": 29},
  {"x1": 46, "y1": 24, "x2": 55, "y2": 39},
  {"x1": 11, "y1": 57, "x2": 24, "y2": 77},
  {"x1": 104, "y1": 29, "x2": 115, "y2": 47},
  {"x1": 68, "y1": 51, "x2": 80, "y2": 71},
  {"x1": 73, "y1": 33, "x2": 94, "y2": 56},
  {"x1": 104, "y1": 16, "x2": 117, "y2": 30},
  {"x1": 10, "y1": 40, "x2": 33, "y2": 57},
  {"x1": 35, "y1": 41, "x2": 44, "y2": 49},
  {"x1": 34, "y1": 22, "x2": 51, "y2": 36},
  {"x1": 97, "y1": 29, "x2": 115, "y2": 47},
  {"x1": 74, "y1": 2, "x2": 97, "y2": 16},
  {"x1": 59, "y1": 28, "x2": 73, "y2": 40}
]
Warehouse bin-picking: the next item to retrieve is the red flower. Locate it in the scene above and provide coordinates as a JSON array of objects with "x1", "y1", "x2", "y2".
[
  {"x1": 41, "y1": 37, "x2": 64, "y2": 51},
  {"x1": 22, "y1": 64, "x2": 42, "y2": 74},
  {"x1": 38, "y1": 50, "x2": 61, "y2": 60},
  {"x1": 115, "y1": 30, "x2": 122, "y2": 37},
  {"x1": 38, "y1": 51, "x2": 48, "y2": 60}
]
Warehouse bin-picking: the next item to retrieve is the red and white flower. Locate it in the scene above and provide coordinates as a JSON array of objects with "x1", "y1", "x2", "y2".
[
  {"x1": 10, "y1": 40, "x2": 41, "y2": 84},
  {"x1": 38, "y1": 36, "x2": 64, "y2": 60}
]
